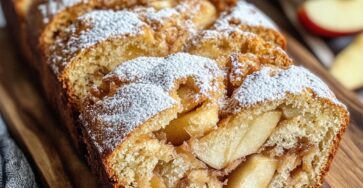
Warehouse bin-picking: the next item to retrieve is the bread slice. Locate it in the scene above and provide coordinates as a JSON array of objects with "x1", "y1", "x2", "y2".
[
  {"x1": 27, "y1": 0, "x2": 172, "y2": 56},
  {"x1": 81, "y1": 51, "x2": 348, "y2": 187},
  {"x1": 190, "y1": 65, "x2": 348, "y2": 187},
  {"x1": 26, "y1": 0, "x2": 216, "y2": 57},
  {"x1": 81, "y1": 53, "x2": 224, "y2": 187},
  {"x1": 213, "y1": 0, "x2": 287, "y2": 48},
  {"x1": 42, "y1": 0, "x2": 216, "y2": 109}
]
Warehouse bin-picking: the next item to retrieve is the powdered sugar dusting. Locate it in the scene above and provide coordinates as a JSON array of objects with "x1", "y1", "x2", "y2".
[
  {"x1": 133, "y1": 1, "x2": 201, "y2": 33},
  {"x1": 49, "y1": 10, "x2": 145, "y2": 74},
  {"x1": 69, "y1": 10, "x2": 144, "y2": 49},
  {"x1": 214, "y1": 0, "x2": 277, "y2": 31},
  {"x1": 82, "y1": 83, "x2": 176, "y2": 154},
  {"x1": 135, "y1": 7, "x2": 179, "y2": 24},
  {"x1": 38, "y1": 0, "x2": 84, "y2": 23},
  {"x1": 190, "y1": 29, "x2": 257, "y2": 46},
  {"x1": 202, "y1": 29, "x2": 256, "y2": 40},
  {"x1": 229, "y1": 54, "x2": 257, "y2": 84},
  {"x1": 108, "y1": 52, "x2": 222, "y2": 100},
  {"x1": 229, "y1": 66, "x2": 344, "y2": 111}
]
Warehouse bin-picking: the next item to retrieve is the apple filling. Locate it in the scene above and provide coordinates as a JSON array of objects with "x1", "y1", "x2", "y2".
[
  {"x1": 107, "y1": 133, "x2": 223, "y2": 187},
  {"x1": 151, "y1": 101, "x2": 336, "y2": 187},
  {"x1": 190, "y1": 110, "x2": 281, "y2": 169}
]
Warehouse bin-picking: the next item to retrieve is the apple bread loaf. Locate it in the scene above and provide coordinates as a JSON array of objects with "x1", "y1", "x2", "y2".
[{"x1": 1, "y1": 0, "x2": 350, "y2": 187}]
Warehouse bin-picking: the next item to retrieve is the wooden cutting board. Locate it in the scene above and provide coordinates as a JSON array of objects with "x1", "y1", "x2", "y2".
[{"x1": 0, "y1": 6, "x2": 362, "y2": 188}]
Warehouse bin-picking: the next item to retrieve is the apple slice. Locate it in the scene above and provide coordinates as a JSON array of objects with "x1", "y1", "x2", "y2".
[
  {"x1": 164, "y1": 103, "x2": 219, "y2": 145},
  {"x1": 298, "y1": 0, "x2": 363, "y2": 37},
  {"x1": 330, "y1": 33, "x2": 363, "y2": 89},
  {"x1": 280, "y1": 104, "x2": 301, "y2": 119},
  {"x1": 190, "y1": 111, "x2": 281, "y2": 169},
  {"x1": 190, "y1": 116, "x2": 249, "y2": 169},
  {"x1": 150, "y1": 175, "x2": 167, "y2": 188},
  {"x1": 177, "y1": 86, "x2": 201, "y2": 114},
  {"x1": 227, "y1": 154, "x2": 277, "y2": 188},
  {"x1": 230, "y1": 111, "x2": 281, "y2": 162}
]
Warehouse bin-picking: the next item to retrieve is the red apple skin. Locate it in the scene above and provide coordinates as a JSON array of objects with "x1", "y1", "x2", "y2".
[{"x1": 298, "y1": 7, "x2": 363, "y2": 38}]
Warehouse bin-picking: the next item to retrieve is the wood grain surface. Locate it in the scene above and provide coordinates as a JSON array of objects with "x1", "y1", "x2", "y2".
[{"x1": 0, "y1": 3, "x2": 362, "y2": 188}]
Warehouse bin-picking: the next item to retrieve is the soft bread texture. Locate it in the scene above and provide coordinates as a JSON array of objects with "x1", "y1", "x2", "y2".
[{"x1": 2, "y1": 0, "x2": 350, "y2": 187}]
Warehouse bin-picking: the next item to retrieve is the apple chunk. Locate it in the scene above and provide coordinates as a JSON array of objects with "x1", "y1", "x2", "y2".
[
  {"x1": 190, "y1": 111, "x2": 281, "y2": 169},
  {"x1": 177, "y1": 86, "x2": 201, "y2": 113},
  {"x1": 230, "y1": 111, "x2": 281, "y2": 162},
  {"x1": 298, "y1": 0, "x2": 363, "y2": 37},
  {"x1": 190, "y1": 115, "x2": 250, "y2": 169},
  {"x1": 150, "y1": 175, "x2": 167, "y2": 188},
  {"x1": 164, "y1": 103, "x2": 219, "y2": 145},
  {"x1": 330, "y1": 33, "x2": 363, "y2": 89},
  {"x1": 227, "y1": 154, "x2": 277, "y2": 188}
]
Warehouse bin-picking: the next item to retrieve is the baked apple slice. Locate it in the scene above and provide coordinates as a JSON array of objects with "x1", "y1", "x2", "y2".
[
  {"x1": 150, "y1": 175, "x2": 167, "y2": 188},
  {"x1": 227, "y1": 154, "x2": 277, "y2": 188},
  {"x1": 230, "y1": 111, "x2": 281, "y2": 162},
  {"x1": 164, "y1": 103, "x2": 219, "y2": 145},
  {"x1": 190, "y1": 110, "x2": 281, "y2": 169}
]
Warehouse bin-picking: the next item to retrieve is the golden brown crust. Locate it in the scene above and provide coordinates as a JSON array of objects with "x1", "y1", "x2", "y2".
[
  {"x1": 315, "y1": 100, "x2": 350, "y2": 188},
  {"x1": 238, "y1": 25, "x2": 287, "y2": 49},
  {"x1": 209, "y1": 0, "x2": 237, "y2": 11}
]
